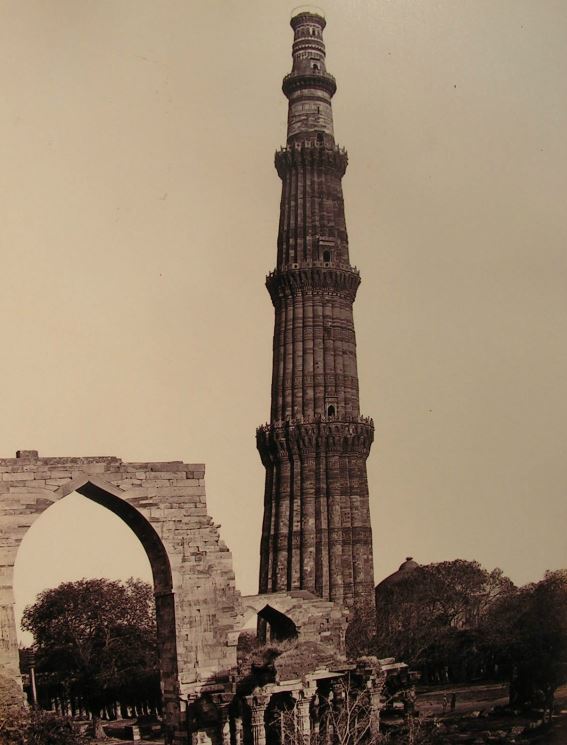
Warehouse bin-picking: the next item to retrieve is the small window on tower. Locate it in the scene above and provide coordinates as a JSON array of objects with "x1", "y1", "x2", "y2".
[
  {"x1": 323, "y1": 250, "x2": 331, "y2": 262},
  {"x1": 312, "y1": 63, "x2": 320, "y2": 71},
  {"x1": 327, "y1": 405, "x2": 336, "y2": 417}
]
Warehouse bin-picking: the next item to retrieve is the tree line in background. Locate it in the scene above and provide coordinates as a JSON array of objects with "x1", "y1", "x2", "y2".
[{"x1": 349, "y1": 560, "x2": 567, "y2": 713}]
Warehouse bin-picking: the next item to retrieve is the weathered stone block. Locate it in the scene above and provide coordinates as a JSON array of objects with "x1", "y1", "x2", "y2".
[{"x1": 2, "y1": 472, "x2": 30, "y2": 482}]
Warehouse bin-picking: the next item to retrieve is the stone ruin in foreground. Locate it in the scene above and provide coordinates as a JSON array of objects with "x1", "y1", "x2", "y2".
[{"x1": 0, "y1": 451, "x2": 406, "y2": 744}]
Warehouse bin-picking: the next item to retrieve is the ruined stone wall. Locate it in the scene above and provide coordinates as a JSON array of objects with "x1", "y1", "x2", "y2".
[
  {"x1": 0, "y1": 450, "x2": 242, "y2": 745},
  {"x1": 238, "y1": 590, "x2": 349, "y2": 656}
]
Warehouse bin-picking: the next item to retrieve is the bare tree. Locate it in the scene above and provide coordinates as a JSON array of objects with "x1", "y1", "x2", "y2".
[
  {"x1": 274, "y1": 677, "x2": 435, "y2": 745},
  {"x1": 274, "y1": 678, "x2": 382, "y2": 745}
]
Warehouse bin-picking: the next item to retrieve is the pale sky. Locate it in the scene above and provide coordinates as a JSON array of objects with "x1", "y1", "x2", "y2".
[{"x1": 3, "y1": 1, "x2": 567, "y2": 641}]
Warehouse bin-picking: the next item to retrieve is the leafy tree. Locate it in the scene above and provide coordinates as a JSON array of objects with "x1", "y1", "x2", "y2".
[
  {"x1": 375, "y1": 560, "x2": 515, "y2": 682},
  {"x1": 480, "y1": 569, "x2": 567, "y2": 713},
  {"x1": 22, "y1": 578, "x2": 160, "y2": 740},
  {"x1": 375, "y1": 559, "x2": 567, "y2": 707}
]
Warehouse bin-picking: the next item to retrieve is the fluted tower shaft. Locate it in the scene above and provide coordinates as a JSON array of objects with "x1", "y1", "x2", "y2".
[{"x1": 257, "y1": 10, "x2": 375, "y2": 616}]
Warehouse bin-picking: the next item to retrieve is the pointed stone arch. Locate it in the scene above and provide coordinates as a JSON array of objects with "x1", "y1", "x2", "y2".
[
  {"x1": 233, "y1": 592, "x2": 349, "y2": 654},
  {"x1": 257, "y1": 604, "x2": 298, "y2": 643},
  {"x1": 0, "y1": 452, "x2": 242, "y2": 745},
  {"x1": 57, "y1": 474, "x2": 174, "y2": 594}
]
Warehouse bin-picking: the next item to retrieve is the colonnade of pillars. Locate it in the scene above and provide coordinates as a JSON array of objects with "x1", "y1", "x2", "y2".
[
  {"x1": 35, "y1": 697, "x2": 161, "y2": 722},
  {"x1": 190, "y1": 674, "x2": 385, "y2": 745}
]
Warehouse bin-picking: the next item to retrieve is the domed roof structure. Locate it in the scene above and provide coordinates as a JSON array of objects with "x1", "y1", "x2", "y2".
[
  {"x1": 375, "y1": 557, "x2": 419, "y2": 590},
  {"x1": 291, "y1": 5, "x2": 326, "y2": 21}
]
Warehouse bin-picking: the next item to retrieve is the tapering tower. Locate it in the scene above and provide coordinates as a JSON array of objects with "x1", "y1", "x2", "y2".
[{"x1": 257, "y1": 8, "x2": 375, "y2": 617}]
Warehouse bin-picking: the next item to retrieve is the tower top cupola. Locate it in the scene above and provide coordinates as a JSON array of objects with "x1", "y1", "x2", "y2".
[{"x1": 283, "y1": 6, "x2": 337, "y2": 145}]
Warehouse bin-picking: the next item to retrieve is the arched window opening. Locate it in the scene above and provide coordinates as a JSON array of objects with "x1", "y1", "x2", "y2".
[
  {"x1": 258, "y1": 605, "x2": 298, "y2": 644},
  {"x1": 323, "y1": 250, "x2": 331, "y2": 262},
  {"x1": 327, "y1": 405, "x2": 336, "y2": 417}
]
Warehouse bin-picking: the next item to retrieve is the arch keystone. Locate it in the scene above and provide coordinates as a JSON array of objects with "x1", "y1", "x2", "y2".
[{"x1": 54, "y1": 473, "x2": 126, "y2": 501}]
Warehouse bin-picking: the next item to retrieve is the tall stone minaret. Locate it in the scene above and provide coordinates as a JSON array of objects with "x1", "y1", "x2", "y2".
[{"x1": 257, "y1": 9, "x2": 375, "y2": 618}]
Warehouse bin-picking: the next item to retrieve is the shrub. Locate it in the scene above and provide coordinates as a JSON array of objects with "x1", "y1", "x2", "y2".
[{"x1": 0, "y1": 708, "x2": 87, "y2": 745}]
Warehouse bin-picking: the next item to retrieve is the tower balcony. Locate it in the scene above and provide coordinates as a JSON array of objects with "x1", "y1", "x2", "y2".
[
  {"x1": 256, "y1": 415, "x2": 375, "y2": 461},
  {"x1": 257, "y1": 413, "x2": 374, "y2": 431},
  {"x1": 268, "y1": 259, "x2": 359, "y2": 275},
  {"x1": 282, "y1": 70, "x2": 337, "y2": 98},
  {"x1": 265, "y1": 262, "x2": 361, "y2": 305},
  {"x1": 275, "y1": 140, "x2": 347, "y2": 177}
]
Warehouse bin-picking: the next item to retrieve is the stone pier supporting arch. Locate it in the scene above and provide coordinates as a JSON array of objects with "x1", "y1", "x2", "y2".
[{"x1": 0, "y1": 451, "x2": 242, "y2": 745}]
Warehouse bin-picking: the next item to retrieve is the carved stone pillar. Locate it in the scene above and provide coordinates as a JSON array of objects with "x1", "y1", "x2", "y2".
[
  {"x1": 311, "y1": 693, "x2": 320, "y2": 740},
  {"x1": 316, "y1": 688, "x2": 332, "y2": 745},
  {"x1": 330, "y1": 680, "x2": 346, "y2": 708},
  {"x1": 295, "y1": 691, "x2": 312, "y2": 744},
  {"x1": 246, "y1": 694, "x2": 269, "y2": 745},
  {"x1": 218, "y1": 703, "x2": 231, "y2": 745},
  {"x1": 369, "y1": 670, "x2": 387, "y2": 739},
  {"x1": 368, "y1": 686, "x2": 382, "y2": 739},
  {"x1": 234, "y1": 718, "x2": 243, "y2": 745},
  {"x1": 328, "y1": 680, "x2": 346, "y2": 744}
]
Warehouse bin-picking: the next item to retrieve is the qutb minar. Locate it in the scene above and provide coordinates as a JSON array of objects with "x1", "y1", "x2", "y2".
[{"x1": 257, "y1": 7, "x2": 375, "y2": 619}]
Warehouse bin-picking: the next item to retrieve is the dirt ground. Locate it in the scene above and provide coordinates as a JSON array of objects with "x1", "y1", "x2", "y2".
[
  {"x1": 416, "y1": 681, "x2": 510, "y2": 717},
  {"x1": 92, "y1": 684, "x2": 567, "y2": 744},
  {"x1": 415, "y1": 682, "x2": 567, "y2": 744},
  {"x1": 98, "y1": 719, "x2": 163, "y2": 744},
  {"x1": 103, "y1": 741, "x2": 163, "y2": 745}
]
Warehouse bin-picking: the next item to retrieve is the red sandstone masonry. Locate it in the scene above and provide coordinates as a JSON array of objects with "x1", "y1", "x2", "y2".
[{"x1": 257, "y1": 10, "x2": 376, "y2": 619}]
